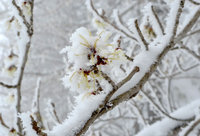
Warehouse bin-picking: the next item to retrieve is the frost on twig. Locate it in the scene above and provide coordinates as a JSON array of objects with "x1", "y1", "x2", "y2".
[
  {"x1": 6, "y1": 0, "x2": 35, "y2": 133},
  {"x1": 32, "y1": 78, "x2": 45, "y2": 129},
  {"x1": 135, "y1": 100, "x2": 200, "y2": 136},
  {"x1": 46, "y1": 100, "x2": 61, "y2": 125}
]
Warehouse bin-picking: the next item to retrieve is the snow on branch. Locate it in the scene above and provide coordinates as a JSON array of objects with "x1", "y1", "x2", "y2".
[
  {"x1": 47, "y1": 0, "x2": 196, "y2": 136},
  {"x1": 135, "y1": 99, "x2": 200, "y2": 136}
]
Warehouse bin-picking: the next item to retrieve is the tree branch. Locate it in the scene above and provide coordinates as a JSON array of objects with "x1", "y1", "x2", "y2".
[
  {"x1": 87, "y1": 0, "x2": 138, "y2": 42},
  {"x1": 140, "y1": 89, "x2": 192, "y2": 121},
  {"x1": 0, "y1": 82, "x2": 17, "y2": 89},
  {"x1": 181, "y1": 118, "x2": 200, "y2": 136},
  {"x1": 176, "y1": 9, "x2": 200, "y2": 41},
  {"x1": 11, "y1": 0, "x2": 35, "y2": 133},
  {"x1": 188, "y1": 0, "x2": 200, "y2": 5},
  {"x1": 134, "y1": 20, "x2": 149, "y2": 50},
  {"x1": 151, "y1": 5, "x2": 165, "y2": 35}
]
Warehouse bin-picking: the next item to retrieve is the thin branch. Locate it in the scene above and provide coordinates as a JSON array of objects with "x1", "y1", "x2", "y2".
[
  {"x1": 114, "y1": 10, "x2": 134, "y2": 37},
  {"x1": 117, "y1": 66, "x2": 140, "y2": 89},
  {"x1": 50, "y1": 102, "x2": 61, "y2": 124},
  {"x1": 185, "y1": 28, "x2": 200, "y2": 37},
  {"x1": 125, "y1": 54, "x2": 134, "y2": 62},
  {"x1": 0, "y1": 82, "x2": 17, "y2": 89},
  {"x1": 87, "y1": 0, "x2": 137, "y2": 42},
  {"x1": 12, "y1": 0, "x2": 30, "y2": 30},
  {"x1": 155, "y1": 64, "x2": 200, "y2": 79},
  {"x1": 166, "y1": 78, "x2": 173, "y2": 112},
  {"x1": 140, "y1": 89, "x2": 193, "y2": 122},
  {"x1": 171, "y1": 45, "x2": 200, "y2": 61},
  {"x1": 132, "y1": 100, "x2": 147, "y2": 126},
  {"x1": 170, "y1": 0, "x2": 185, "y2": 40},
  {"x1": 0, "y1": 113, "x2": 9, "y2": 129},
  {"x1": 94, "y1": 116, "x2": 136, "y2": 125},
  {"x1": 176, "y1": 56, "x2": 190, "y2": 72},
  {"x1": 32, "y1": 78, "x2": 45, "y2": 129},
  {"x1": 176, "y1": 9, "x2": 200, "y2": 41},
  {"x1": 100, "y1": 71, "x2": 116, "y2": 89},
  {"x1": 100, "y1": 71, "x2": 117, "y2": 104},
  {"x1": 151, "y1": 5, "x2": 165, "y2": 35},
  {"x1": 134, "y1": 20, "x2": 149, "y2": 50},
  {"x1": 119, "y1": 2, "x2": 137, "y2": 17},
  {"x1": 116, "y1": 36, "x2": 134, "y2": 62},
  {"x1": 147, "y1": 81, "x2": 167, "y2": 112},
  {"x1": 188, "y1": 0, "x2": 200, "y2": 5},
  {"x1": 12, "y1": 0, "x2": 35, "y2": 133},
  {"x1": 181, "y1": 117, "x2": 200, "y2": 136}
]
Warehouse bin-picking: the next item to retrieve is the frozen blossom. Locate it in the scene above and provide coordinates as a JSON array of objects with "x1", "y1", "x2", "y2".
[{"x1": 62, "y1": 27, "x2": 127, "y2": 94}]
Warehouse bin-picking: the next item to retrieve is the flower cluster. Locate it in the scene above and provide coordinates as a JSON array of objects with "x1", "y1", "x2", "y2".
[{"x1": 63, "y1": 27, "x2": 127, "y2": 95}]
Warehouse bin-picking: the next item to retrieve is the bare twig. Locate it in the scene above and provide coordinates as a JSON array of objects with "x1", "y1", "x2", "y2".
[
  {"x1": 119, "y1": 2, "x2": 137, "y2": 17},
  {"x1": 114, "y1": 10, "x2": 134, "y2": 37},
  {"x1": 132, "y1": 100, "x2": 147, "y2": 126},
  {"x1": 88, "y1": 0, "x2": 138, "y2": 42},
  {"x1": 125, "y1": 54, "x2": 134, "y2": 62},
  {"x1": 134, "y1": 20, "x2": 149, "y2": 50},
  {"x1": 188, "y1": 0, "x2": 200, "y2": 5},
  {"x1": 100, "y1": 71, "x2": 118, "y2": 104},
  {"x1": 176, "y1": 56, "x2": 190, "y2": 72},
  {"x1": 166, "y1": 78, "x2": 173, "y2": 112},
  {"x1": 147, "y1": 81, "x2": 167, "y2": 112},
  {"x1": 50, "y1": 102, "x2": 61, "y2": 124},
  {"x1": 140, "y1": 89, "x2": 193, "y2": 122},
  {"x1": 176, "y1": 9, "x2": 200, "y2": 41},
  {"x1": 12, "y1": 0, "x2": 30, "y2": 30},
  {"x1": 117, "y1": 66, "x2": 140, "y2": 88},
  {"x1": 0, "y1": 82, "x2": 17, "y2": 89},
  {"x1": 171, "y1": 45, "x2": 200, "y2": 61},
  {"x1": 155, "y1": 64, "x2": 200, "y2": 79},
  {"x1": 170, "y1": 0, "x2": 185, "y2": 40},
  {"x1": 0, "y1": 113, "x2": 9, "y2": 129},
  {"x1": 94, "y1": 116, "x2": 136, "y2": 125},
  {"x1": 185, "y1": 28, "x2": 200, "y2": 37},
  {"x1": 151, "y1": 5, "x2": 165, "y2": 35},
  {"x1": 100, "y1": 71, "x2": 116, "y2": 89},
  {"x1": 115, "y1": 36, "x2": 134, "y2": 62}
]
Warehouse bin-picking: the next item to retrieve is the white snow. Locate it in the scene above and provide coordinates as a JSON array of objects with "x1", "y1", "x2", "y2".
[{"x1": 136, "y1": 99, "x2": 200, "y2": 136}]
